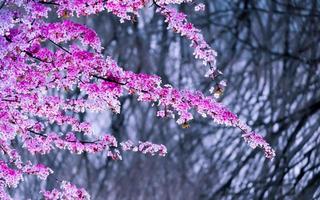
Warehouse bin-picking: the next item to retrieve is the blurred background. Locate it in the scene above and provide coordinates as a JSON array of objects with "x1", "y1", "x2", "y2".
[{"x1": 14, "y1": 0, "x2": 320, "y2": 199}]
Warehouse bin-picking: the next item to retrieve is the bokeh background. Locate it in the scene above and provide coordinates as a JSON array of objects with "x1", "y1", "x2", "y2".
[{"x1": 14, "y1": 0, "x2": 320, "y2": 199}]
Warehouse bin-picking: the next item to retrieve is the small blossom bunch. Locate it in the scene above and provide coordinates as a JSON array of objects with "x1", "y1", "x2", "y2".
[
  {"x1": 40, "y1": 20, "x2": 102, "y2": 52},
  {"x1": 0, "y1": 185, "x2": 11, "y2": 200},
  {"x1": 157, "y1": 5, "x2": 218, "y2": 79},
  {"x1": 0, "y1": 161, "x2": 22, "y2": 188},
  {"x1": 55, "y1": 0, "x2": 146, "y2": 23},
  {"x1": 242, "y1": 132, "x2": 276, "y2": 159},
  {"x1": 157, "y1": 6, "x2": 217, "y2": 66},
  {"x1": 195, "y1": 3, "x2": 205, "y2": 12},
  {"x1": 0, "y1": 9, "x2": 15, "y2": 36},
  {"x1": 156, "y1": 0, "x2": 193, "y2": 4},
  {"x1": 22, "y1": 162, "x2": 53, "y2": 180},
  {"x1": 121, "y1": 140, "x2": 167, "y2": 156},
  {"x1": 0, "y1": 159, "x2": 53, "y2": 195},
  {"x1": 42, "y1": 181, "x2": 90, "y2": 200}
]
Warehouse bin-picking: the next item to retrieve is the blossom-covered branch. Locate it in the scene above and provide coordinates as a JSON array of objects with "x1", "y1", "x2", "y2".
[{"x1": 0, "y1": 0, "x2": 275, "y2": 199}]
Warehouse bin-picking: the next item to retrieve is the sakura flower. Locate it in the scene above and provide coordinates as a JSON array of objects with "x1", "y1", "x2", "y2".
[
  {"x1": 121, "y1": 140, "x2": 167, "y2": 156},
  {"x1": 42, "y1": 181, "x2": 90, "y2": 200},
  {"x1": 22, "y1": 162, "x2": 53, "y2": 180},
  {"x1": 242, "y1": 132, "x2": 276, "y2": 159}
]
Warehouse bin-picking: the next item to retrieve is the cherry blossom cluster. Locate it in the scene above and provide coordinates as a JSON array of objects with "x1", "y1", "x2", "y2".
[
  {"x1": 1, "y1": 17, "x2": 274, "y2": 158},
  {"x1": 21, "y1": 162, "x2": 53, "y2": 180},
  {"x1": 53, "y1": 0, "x2": 147, "y2": 23},
  {"x1": 0, "y1": 8, "x2": 15, "y2": 35},
  {"x1": 0, "y1": 0, "x2": 275, "y2": 198},
  {"x1": 242, "y1": 132, "x2": 275, "y2": 159},
  {"x1": 0, "y1": 159, "x2": 53, "y2": 200},
  {"x1": 0, "y1": 1, "x2": 51, "y2": 34},
  {"x1": 42, "y1": 181, "x2": 90, "y2": 200},
  {"x1": 22, "y1": 131, "x2": 117, "y2": 155},
  {"x1": 0, "y1": 161, "x2": 22, "y2": 188},
  {"x1": 194, "y1": 3, "x2": 205, "y2": 12},
  {"x1": 1, "y1": 0, "x2": 219, "y2": 79},
  {"x1": 155, "y1": 0, "x2": 193, "y2": 4},
  {"x1": 4, "y1": 23, "x2": 272, "y2": 157},
  {"x1": 121, "y1": 140, "x2": 167, "y2": 156},
  {"x1": 156, "y1": 5, "x2": 220, "y2": 82},
  {"x1": 40, "y1": 20, "x2": 102, "y2": 52},
  {"x1": 0, "y1": 185, "x2": 11, "y2": 200}
]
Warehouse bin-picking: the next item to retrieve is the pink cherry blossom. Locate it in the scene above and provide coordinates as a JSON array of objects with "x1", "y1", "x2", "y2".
[
  {"x1": 42, "y1": 181, "x2": 90, "y2": 200},
  {"x1": 194, "y1": 3, "x2": 205, "y2": 12},
  {"x1": 242, "y1": 132, "x2": 276, "y2": 159},
  {"x1": 121, "y1": 140, "x2": 167, "y2": 156},
  {"x1": 22, "y1": 162, "x2": 53, "y2": 180},
  {"x1": 156, "y1": 5, "x2": 218, "y2": 76}
]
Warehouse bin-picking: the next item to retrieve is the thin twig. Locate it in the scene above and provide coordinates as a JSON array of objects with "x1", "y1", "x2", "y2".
[
  {"x1": 0, "y1": 0, "x2": 6, "y2": 10},
  {"x1": 48, "y1": 39, "x2": 71, "y2": 54}
]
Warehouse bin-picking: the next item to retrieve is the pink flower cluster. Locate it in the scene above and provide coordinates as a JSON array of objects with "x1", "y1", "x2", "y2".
[
  {"x1": 157, "y1": 5, "x2": 218, "y2": 76},
  {"x1": 0, "y1": 159, "x2": 52, "y2": 198},
  {"x1": 121, "y1": 140, "x2": 167, "y2": 156},
  {"x1": 0, "y1": 1, "x2": 51, "y2": 36},
  {"x1": 104, "y1": 0, "x2": 147, "y2": 23},
  {"x1": 23, "y1": 131, "x2": 120, "y2": 155},
  {"x1": 40, "y1": 20, "x2": 102, "y2": 52},
  {"x1": 21, "y1": 162, "x2": 53, "y2": 180},
  {"x1": 0, "y1": 9, "x2": 15, "y2": 35},
  {"x1": 156, "y1": 0, "x2": 193, "y2": 4},
  {"x1": 0, "y1": 161, "x2": 22, "y2": 188},
  {"x1": 0, "y1": 185, "x2": 11, "y2": 200},
  {"x1": 194, "y1": 3, "x2": 205, "y2": 12},
  {"x1": 242, "y1": 132, "x2": 275, "y2": 159},
  {"x1": 42, "y1": 181, "x2": 90, "y2": 200},
  {"x1": 54, "y1": 0, "x2": 146, "y2": 23},
  {"x1": 0, "y1": 17, "x2": 274, "y2": 159}
]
